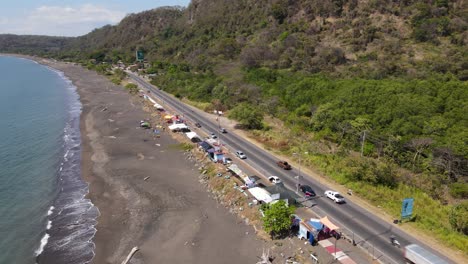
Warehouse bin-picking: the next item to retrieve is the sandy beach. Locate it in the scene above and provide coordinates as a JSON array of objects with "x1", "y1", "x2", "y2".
[{"x1": 35, "y1": 60, "x2": 270, "y2": 264}]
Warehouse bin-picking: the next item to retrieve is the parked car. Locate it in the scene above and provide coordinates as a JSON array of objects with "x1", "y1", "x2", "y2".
[
  {"x1": 299, "y1": 185, "x2": 316, "y2": 197},
  {"x1": 235, "y1": 150, "x2": 247, "y2": 159},
  {"x1": 210, "y1": 132, "x2": 217, "y2": 139},
  {"x1": 276, "y1": 160, "x2": 292, "y2": 170},
  {"x1": 325, "y1": 190, "x2": 345, "y2": 203},
  {"x1": 268, "y1": 176, "x2": 282, "y2": 184},
  {"x1": 194, "y1": 122, "x2": 201, "y2": 128}
]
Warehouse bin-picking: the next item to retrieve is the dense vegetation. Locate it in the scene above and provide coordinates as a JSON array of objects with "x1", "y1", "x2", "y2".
[{"x1": 1, "y1": 0, "x2": 467, "y2": 252}]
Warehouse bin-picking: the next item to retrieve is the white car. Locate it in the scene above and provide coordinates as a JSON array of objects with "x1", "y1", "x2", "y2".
[
  {"x1": 235, "y1": 150, "x2": 247, "y2": 159},
  {"x1": 268, "y1": 176, "x2": 282, "y2": 185},
  {"x1": 325, "y1": 190, "x2": 345, "y2": 203}
]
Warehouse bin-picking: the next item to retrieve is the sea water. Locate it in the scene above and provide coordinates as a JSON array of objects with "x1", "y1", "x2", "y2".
[{"x1": 0, "y1": 56, "x2": 98, "y2": 264}]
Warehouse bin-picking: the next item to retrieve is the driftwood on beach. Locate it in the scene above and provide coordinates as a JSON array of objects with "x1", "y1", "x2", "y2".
[{"x1": 121, "y1": 247, "x2": 139, "y2": 264}]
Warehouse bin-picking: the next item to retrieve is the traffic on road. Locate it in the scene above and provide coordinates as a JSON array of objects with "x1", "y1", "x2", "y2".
[{"x1": 128, "y1": 72, "x2": 453, "y2": 264}]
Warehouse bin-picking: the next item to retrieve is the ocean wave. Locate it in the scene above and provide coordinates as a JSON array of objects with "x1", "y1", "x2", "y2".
[
  {"x1": 35, "y1": 233, "x2": 50, "y2": 256},
  {"x1": 35, "y1": 66, "x2": 99, "y2": 264},
  {"x1": 47, "y1": 206, "x2": 54, "y2": 216}
]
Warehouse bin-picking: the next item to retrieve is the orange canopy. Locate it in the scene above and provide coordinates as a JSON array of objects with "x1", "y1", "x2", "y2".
[{"x1": 320, "y1": 216, "x2": 339, "y2": 231}]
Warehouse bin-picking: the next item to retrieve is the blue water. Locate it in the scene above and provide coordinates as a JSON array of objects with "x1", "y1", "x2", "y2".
[{"x1": 0, "y1": 56, "x2": 97, "y2": 264}]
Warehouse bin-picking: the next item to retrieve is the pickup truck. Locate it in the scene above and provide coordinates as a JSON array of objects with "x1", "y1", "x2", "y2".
[{"x1": 276, "y1": 160, "x2": 292, "y2": 170}]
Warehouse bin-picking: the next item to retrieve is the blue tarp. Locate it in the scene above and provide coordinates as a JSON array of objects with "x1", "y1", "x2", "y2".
[
  {"x1": 308, "y1": 220, "x2": 324, "y2": 230},
  {"x1": 198, "y1": 141, "x2": 213, "y2": 151}
]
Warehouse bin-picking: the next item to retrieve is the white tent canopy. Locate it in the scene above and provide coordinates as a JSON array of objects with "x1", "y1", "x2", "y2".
[
  {"x1": 168, "y1": 123, "x2": 189, "y2": 131},
  {"x1": 153, "y1": 103, "x2": 164, "y2": 110},
  {"x1": 185, "y1": 132, "x2": 200, "y2": 140},
  {"x1": 248, "y1": 187, "x2": 276, "y2": 203}
]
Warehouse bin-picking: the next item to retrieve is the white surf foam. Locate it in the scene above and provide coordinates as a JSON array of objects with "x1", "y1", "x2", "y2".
[
  {"x1": 47, "y1": 206, "x2": 55, "y2": 216},
  {"x1": 35, "y1": 233, "x2": 50, "y2": 256}
]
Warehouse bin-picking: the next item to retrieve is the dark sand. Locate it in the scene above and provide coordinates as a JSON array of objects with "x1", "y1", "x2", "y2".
[{"x1": 39, "y1": 60, "x2": 267, "y2": 264}]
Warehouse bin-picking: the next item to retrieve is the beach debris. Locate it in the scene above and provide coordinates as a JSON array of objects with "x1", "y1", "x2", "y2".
[
  {"x1": 143, "y1": 176, "x2": 150, "y2": 181},
  {"x1": 121, "y1": 246, "x2": 139, "y2": 264},
  {"x1": 256, "y1": 248, "x2": 272, "y2": 264}
]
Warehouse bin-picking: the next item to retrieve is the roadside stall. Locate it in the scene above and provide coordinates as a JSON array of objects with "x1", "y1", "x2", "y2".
[
  {"x1": 168, "y1": 123, "x2": 190, "y2": 132},
  {"x1": 185, "y1": 131, "x2": 201, "y2": 142},
  {"x1": 247, "y1": 187, "x2": 279, "y2": 204},
  {"x1": 164, "y1": 115, "x2": 173, "y2": 123},
  {"x1": 298, "y1": 218, "x2": 324, "y2": 245},
  {"x1": 319, "y1": 216, "x2": 340, "y2": 239}
]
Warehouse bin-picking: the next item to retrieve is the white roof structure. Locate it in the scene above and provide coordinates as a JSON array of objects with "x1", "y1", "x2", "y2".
[
  {"x1": 185, "y1": 132, "x2": 200, "y2": 140},
  {"x1": 153, "y1": 103, "x2": 164, "y2": 110},
  {"x1": 248, "y1": 187, "x2": 275, "y2": 203},
  {"x1": 168, "y1": 123, "x2": 189, "y2": 131}
]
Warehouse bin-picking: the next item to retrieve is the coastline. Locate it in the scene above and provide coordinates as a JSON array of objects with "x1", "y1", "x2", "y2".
[{"x1": 32, "y1": 58, "x2": 268, "y2": 264}]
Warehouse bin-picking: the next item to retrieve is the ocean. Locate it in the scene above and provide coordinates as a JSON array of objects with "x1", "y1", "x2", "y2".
[{"x1": 0, "y1": 56, "x2": 98, "y2": 264}]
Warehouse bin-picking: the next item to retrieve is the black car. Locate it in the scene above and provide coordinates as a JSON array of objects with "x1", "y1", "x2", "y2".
[
  {"x1": 194, "y1": 122, "x2": 202, "y2": 128},
  {"x1": 299, "y1": 185, "x2": 316, "y2": 197}
]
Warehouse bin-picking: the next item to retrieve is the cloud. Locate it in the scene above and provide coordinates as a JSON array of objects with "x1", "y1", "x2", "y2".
[{"x1": 0, "y1": 4, "x2": 126, "y2": 37}]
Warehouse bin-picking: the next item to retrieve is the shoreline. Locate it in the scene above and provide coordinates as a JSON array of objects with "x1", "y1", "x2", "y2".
[{"x1": 31, "y1": 58, "x2": 269, "y2": 264}]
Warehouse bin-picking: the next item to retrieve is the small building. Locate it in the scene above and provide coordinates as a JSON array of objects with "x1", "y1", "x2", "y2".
[
  {"x1": 247, "y1": 187, "x2": 280, "y2": 204},
  {"x1": 185, "y1": 132, "x2": 201, "y2": 142},
  {"x1": 168, "y1": 123, "x2": 190, "y2": 132},
  {"x1": 298, "y1": 218, "x2": 324, "y2": 244}
]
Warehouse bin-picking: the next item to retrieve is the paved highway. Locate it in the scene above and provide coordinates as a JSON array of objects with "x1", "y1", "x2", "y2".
[{"x1": 128, "y1": 72, "x2": 453, "y2": 264}]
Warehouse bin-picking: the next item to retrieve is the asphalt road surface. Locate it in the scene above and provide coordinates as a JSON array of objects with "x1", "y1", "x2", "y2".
[{"x1": 128, "y1": 72, "x2": 453, "y2": 264}]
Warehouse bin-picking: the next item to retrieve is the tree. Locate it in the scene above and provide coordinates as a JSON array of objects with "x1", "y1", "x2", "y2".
[
  {"x1": 262, "y1": 200, "x2": 295, "y2": 238},
  {"x1": 406, "y1": 138, "x2": 433, "y2": 170},
  {"x1": 228, "y1": 102, "x2": 263, "y2": 129},
  {"x1": 449, "y1": 201, "x2": 468, "y2": 235}
]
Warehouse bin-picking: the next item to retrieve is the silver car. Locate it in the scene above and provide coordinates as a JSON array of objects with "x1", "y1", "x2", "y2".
[{"x1": 235, "y1": 150, "x2": 247, "y2": 159}]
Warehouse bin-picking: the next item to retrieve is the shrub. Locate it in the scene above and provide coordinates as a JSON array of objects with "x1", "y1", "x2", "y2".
[
  {"x1": 449, "y1": 201, "x2": 468, "y2": 235},
  {"x1": 124, "y1": 83, "x2": 139, "y2": 94},
  {"x1": 450, "y1": 183, "x2": 468, "y2": 199}
]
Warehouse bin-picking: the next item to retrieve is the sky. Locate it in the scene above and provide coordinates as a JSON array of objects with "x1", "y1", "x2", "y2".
[{"x1": 0, "y1": 0, "x2": 191, "y2": 37}]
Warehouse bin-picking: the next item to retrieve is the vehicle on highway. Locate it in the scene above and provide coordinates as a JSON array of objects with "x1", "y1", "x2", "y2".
[
  {"x1": 210, "y1": 132, "x2": 217, "y2": 139},
  {"x1": 404, "y1": 244, "x2": 449, "y2": 264},
  {"x1": 268, "y1": 176, "x2": 282, "y2": 184},
  {"x1": 325, "y1": 190, "x2": 345, "y2": 203},
  {"x1": 235, "y1": 150, "x2": 247, "y2": 159},
  {"x1": 299, "y1": 185, "x2": 316, "y2": 197},
  {"x1": 276, "y1": 160, "x2": 292, "y2": 170},
  {"x1": 220, "y1": 127, "x2": 227, "y2": 133},
  {"x1": 195, "y1": 122, "x2": 201, "y2": 128}
]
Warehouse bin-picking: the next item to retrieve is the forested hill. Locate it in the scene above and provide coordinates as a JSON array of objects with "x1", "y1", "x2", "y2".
[
  {"x1": 1, "y1": 1, "x2": 466, "y2": 79},
  {"x1": 1, "y1": 0, "x2": 467, "y2": 247}
]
